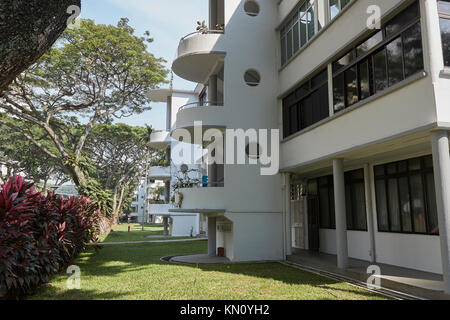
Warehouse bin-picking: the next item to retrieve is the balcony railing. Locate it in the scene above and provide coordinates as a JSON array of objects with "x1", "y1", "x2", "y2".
[
  {"x1": 179, "y1": 101, "x2": 223, "y2": 112},
  {"x1": 180, "y1": 29, "x2": 224, "y2": 41}
]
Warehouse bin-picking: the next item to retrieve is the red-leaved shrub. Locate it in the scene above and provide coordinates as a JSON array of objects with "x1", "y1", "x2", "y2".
[{"x1": 0, "y1": 176, "x2": 101, "y2": 299}]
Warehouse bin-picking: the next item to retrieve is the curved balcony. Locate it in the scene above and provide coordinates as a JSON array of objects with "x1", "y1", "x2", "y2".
[
  {"x1": 149, "y1": 131, "x2": 171, "y2": 150},
  {"x1": 148, "y1": 166, "x2": 171, "y2": 180},
  {"x1": 172, "y1": 102, "x2": 226, "y2": 142},
  {"x1": 172, "y1": 30, "x2": 226, "y2": 83},
  {"x1": 170, "y1": 184, "x2": 226, "y2": 214}
]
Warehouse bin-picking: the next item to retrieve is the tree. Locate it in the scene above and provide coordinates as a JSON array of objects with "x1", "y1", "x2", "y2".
[
  {"x1": 84, "y1": 123, "x2": 159, "y2": 219},
  {"x1": 0, "y1": 0, "x2": 81, "y2": 91},
  {"x1": 0, "y1": 18, "x2": 168, "y2": 210},
  {"x1": 0, "y1": 119, "x2": 67, "y2": 188}
]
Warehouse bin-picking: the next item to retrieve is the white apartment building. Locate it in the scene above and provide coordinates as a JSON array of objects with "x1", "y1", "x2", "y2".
[
  {"x1": 147, "y1": 89, "x2": 209, "y2": 237},
  {"x1": 165, "y1": 0, "x2": 450, "y2": 293}
]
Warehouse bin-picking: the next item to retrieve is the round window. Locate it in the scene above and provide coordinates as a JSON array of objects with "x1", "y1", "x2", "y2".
[
  {"x1": 244, "y1": 0, "x2": 260, "y2": 17},
  {"x1": 244, "y1": 69, "x2": 261, "y2": 87},
  {"x1": 245, "y1": 142, "x2": 262, "y2": 160}
]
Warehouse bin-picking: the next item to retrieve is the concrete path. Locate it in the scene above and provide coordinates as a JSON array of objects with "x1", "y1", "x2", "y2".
[{"x1": 89, "y1": 238, "x2": 207, "y2": 246}]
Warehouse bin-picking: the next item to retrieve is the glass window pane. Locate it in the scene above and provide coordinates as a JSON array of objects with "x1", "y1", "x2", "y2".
[
  {"x1": 353, "y1": 182, "x2": 367, "y2": 230},
  {"x1": 333, "y1": 50, "x2": 356, "y2": 73},
  {"x1": 281, "y1": 37, "x2": 287, "y2": 66},
  {"x1": 403, "y1": 23, "x2": 424, "y2": 77},
  {"x1": 357, "y1": 31, "x2": 383, "y2": 57},
  {"x1": 359, "y1": 60, "x2": 371, "y2": 100},
  {"x1": 333, "y1": 73, "x2": 345, "y2": 112},
  {"x1": 409, "y1": 158, "x2": 421, "y2": 171},
  {"x1": 319, "y1": 187, "x2": 331, "y2": 228},
  {"x1": 330, "y1": 187, "x2": 336, "y2": 228},
  {"x1": 387, "y1": 37, "x2": 404, "y2": 87},
  {"x1": 410, "y1": 174, "x2": 427, "y2": 233},
  {"x1": 373, "y1": 49, "x2": 388, "y2": 92},
  {"x1": 438, "y1": 0, "x2": 450, "y2": 14},
  {"x1": 287, "y1": 29, "x2": 293, "y2": 60},
  {"x1": 440, "y1": 18, "x2": 450, "y2": 67},
  {"x1": 345, "y1": 66, "x2": 358, "y2": 106},
  {"x1": 399, "y1": 177, "x2": 412, "y2": 232},
  {"x1": 341, "y1": 0, "x2": 351, "y2": 9},
  {"x1": 374, "y1": 165, "x2": 384, "y2": 177},
  {"x1": 330, "y1": 0, "x2": 339, "y2": 20},
  {"x1": 426, "y1": 173, "x2": 439, "y2": 234},
  {"x1": 346, "y1": 184, "x2": 353, "y2": 230},
  {"x1": 307, "y1": 8, "x2": 315, "y2": 40},
  {"x1": 300, "y1": 16, "x2": 308, "y2": 47},
  {"x1": 375, "y1": 180, "x2": 389, "y2": 231},
  {"x1": 385, "y1": 2, "x2": 420, "y2": 38},
  {"x1": 293, "y1": 22, "x2": 300, "y2": 53},
  {"x1": 312, "y1": 69, "x2": 328, "y2": 87},
  {"x1": 388, "y1": 179, "x2": 401, "y2": 232}
]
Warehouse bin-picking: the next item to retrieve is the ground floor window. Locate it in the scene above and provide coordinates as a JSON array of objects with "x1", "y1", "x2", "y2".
[
  {"x1": 308, "y1": 168, "x2": 367, "y2": 231},
  {"x1": 345, "y1": 169, "x2": 368, "y2": 231},
  {"x1": 374, "y1": 155, "x2": 439, "y2": 235}
]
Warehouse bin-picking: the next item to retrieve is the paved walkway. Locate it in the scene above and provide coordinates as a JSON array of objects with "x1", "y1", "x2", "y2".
[
  {"x1": 288, "y1": 250, "x2": 450, "y2": 300},
  {"x1": 170, "y1": 254, "x2": 231, "y2": 264},
  {"x1": 89, "y1": 238, "x2": 207, "y2": 246}
]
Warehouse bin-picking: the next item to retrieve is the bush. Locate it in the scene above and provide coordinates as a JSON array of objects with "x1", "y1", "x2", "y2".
[{"x1": 0, "y1": 176, "x2": 101, "y2": 299}]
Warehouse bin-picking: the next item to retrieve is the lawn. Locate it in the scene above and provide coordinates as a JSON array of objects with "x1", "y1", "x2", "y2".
[
  {"x1": 30, "y1": 240, "x2": 387, "y2": 300},
  {"x1": 98, "y1": 223, "x2": 191, "y2": 243}
]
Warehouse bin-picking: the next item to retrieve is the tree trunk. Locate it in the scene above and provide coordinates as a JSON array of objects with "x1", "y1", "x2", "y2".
[{"x1": 0, "y1": 0, "x2": 81, "y2": 91}]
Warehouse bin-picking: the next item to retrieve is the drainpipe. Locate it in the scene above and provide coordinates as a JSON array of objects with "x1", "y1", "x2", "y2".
[{"x1": 285, "y1": 173, "x2": 292, "y2": 256}]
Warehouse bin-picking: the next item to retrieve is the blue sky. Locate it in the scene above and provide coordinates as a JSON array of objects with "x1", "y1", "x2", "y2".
[{"x1": 81, "y1": 0, "x2": 208, "y2": 130}]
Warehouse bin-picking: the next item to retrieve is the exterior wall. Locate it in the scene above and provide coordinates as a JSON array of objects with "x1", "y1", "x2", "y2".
[
  {"x1": 171, "y1": 215, "x2": 200, "y2": 237},
  {"x1": 225, "y1": 212, "x2": 284, "y2": 262}
]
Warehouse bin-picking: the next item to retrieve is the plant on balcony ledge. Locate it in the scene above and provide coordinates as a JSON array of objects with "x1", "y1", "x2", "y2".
[{"x1": 171, "y1": 167, "x2": 201, "y2": 208}]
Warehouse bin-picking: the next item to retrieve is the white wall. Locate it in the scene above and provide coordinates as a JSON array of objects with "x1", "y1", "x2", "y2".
[
  {"x1": 226, "y1": 212, "x2": 284, "y2": 262},
  {"x1": 171, "y1": 214, "x2": 200, "y2": 237}
]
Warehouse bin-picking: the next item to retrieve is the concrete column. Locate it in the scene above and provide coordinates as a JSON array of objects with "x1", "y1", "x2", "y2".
[
  {"x1": 208, "y1": 75, "x2": 218, "y2": 104},
  {"x1": 208, "y1": 217, "x2": 217, "y2": 256},
  {"x1": 209, "y1": 0, "x2": 218, "y2": 29},
  {"x1": 284, "y1": 173, "x2": 292, "y2": 256},
  {"x1": 431, "y1": 130, "x2": 450, "y2": 294},
  {"x1": 333, "y1": 159, "x2": 349, "y2": 269},
  {"x1": 164, "y1": 180, "x2": 170, "y2": 204},
  {"x1": 163, "y1": 217, "x2": 169, "y2": 236},
  {"x1": 364, "y1": 164, "x2": 377, "y2": 263}
]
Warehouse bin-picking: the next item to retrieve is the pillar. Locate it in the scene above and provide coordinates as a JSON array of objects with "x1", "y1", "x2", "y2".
[
  {"x1": 364, "y1": 164, "x2": 377, "y2": 263},
  {"x1": 163, "y1": 217, "x2": 169, "y2": 236},
  {"x1": 333, "y1": 159, "x2": 349, "y2": 269},
  {"x1": 431, "y1": 130, "x2": 450, "y2": 294},
  {"x1": 208, "y1": 217, "x2": 217, "y2": 256},
  {"x1": 208, "y1": 75, "x2": 218, "y2": 104}
]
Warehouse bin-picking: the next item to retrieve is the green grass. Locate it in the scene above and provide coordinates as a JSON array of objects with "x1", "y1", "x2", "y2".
[
  {"x1": 30, "y1": 241, "x2": 387, "y2": 300},
  {"x1": 98, "y1": 223, "x2": 191, "y2": 243}
]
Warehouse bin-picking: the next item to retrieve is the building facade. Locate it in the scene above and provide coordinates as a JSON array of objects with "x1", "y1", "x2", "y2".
[{"x1": 166, "y1": 0, "x2": 450, "y2": 293}]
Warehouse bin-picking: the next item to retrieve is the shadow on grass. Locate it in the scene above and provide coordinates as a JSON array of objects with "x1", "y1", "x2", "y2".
[{"x1": 30, "y1": 241, "x2": 384, "y2": 300}]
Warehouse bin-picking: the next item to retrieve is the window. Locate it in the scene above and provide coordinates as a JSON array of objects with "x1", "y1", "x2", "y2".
[
  {"x1": 345, "y1": 169, "x2": 368, "y2": 231},
  {"x1": 329, "y1": 0, "x2": 351, "y2": 20},
  {"x1": 374, "y1": 155, "x2": 439, "y2": 235},
  {"x1": 280, "y1": 0, "x2": 317, "y2": 66},
  {"x1": 438, "y1": 0, "x2": 450, "y2": 66},
  {"x1": 282, "y1": 68, "x2": 328, "y2": 138},
  {"x1": 332, "y1": 1, "x2": 423, "y2": 112},
  {"x1": 309, "y1": 169, "x2": 367, "y2": 231}
]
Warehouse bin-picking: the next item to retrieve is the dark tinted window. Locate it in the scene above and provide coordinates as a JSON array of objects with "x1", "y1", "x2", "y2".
[
  {"x1": 402, "y1": 22, "x2": 424, "y2": 76},
  {"x1": 373, "y1": 49, "x2": 388, "y2": 93},
  {"x1": 385, "y1": 1, "x2": 419, "y2": 37},
  {"x1": 386, "y1": 37, "x2": 404, "y2": 87},
  {"x1": 440, "y1": 18, "x2": 450, "y2": 66}
]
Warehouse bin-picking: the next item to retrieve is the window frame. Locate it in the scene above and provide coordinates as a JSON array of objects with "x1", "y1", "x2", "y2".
[
  {"x1": 438, "y1": 0, "x2": 450, "y2": 67},
  {"x1": 282, "y1": 68, "x2": 329, "y2": 138},
  {"x1": 331, "y1": 1, "x2": 423, "y2": 112},
  {"x1": 374, "y1": 155, "x2": 439, "y2": 236},
  {"x1": 345, "y1": 169, "x2": 368, "y2": 232},
  {"x1": 280, "y1": 0, "x2": 320, "y2": 67}
]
